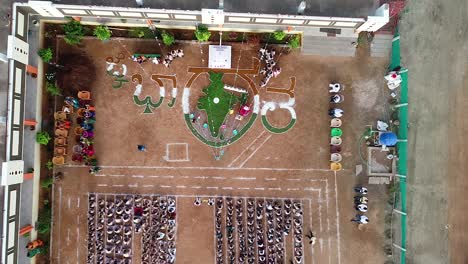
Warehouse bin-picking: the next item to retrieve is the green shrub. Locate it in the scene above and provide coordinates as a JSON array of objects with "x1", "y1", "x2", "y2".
[
  {"x1": 36, "y1": 131, "x2": 51, "y2": 145},
  {"x1": 93, "y1": 25, "x2": 112, "y2": 41},
  {"x1": 288, "y1": 35, "x2": 301, "y2": 49},
  {"x1": 63, "y1": 19, "x2": 84, "y2": 45},
  {"x1": 194, "y1": 24, "x2": 211, "y2": 42},
  {"x1": 130, "y1": 27, "x2": 155, "y2": 39},
  {"x1": 38, "y1": 48, "x2": 53, "y2": 63},
  {"x1": 46, "y1": 81, "x2": 61, "y2": 96},
  {"x1": 41, "y1": 178, "x2": 54, "y2": 188},
  {"x1": 272, "y1": 30, "x2": 286, "y2": 41},
  {"x1": 36, "y1": 205, "x2": 52, "y2": 234},
  {"x1": 45, "y1": 161, "x2": 54, "y2": 170},
  {"x1": 161, "y1": 31, "x2": 175, "y2": 46}
]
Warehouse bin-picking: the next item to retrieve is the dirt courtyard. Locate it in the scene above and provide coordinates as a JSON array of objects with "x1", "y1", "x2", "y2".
[{"x1": 50, "y1": 37, "x2": 390, "y2": 264}]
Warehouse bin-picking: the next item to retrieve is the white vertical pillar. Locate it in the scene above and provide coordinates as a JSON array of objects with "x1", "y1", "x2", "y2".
[{"x1": 356, "y1": 4, "x2": 389, "y2": 32}]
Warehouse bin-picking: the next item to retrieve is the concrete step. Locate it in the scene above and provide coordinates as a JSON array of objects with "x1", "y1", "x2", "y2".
[
  {"x1": 370, "y1": 34, "x2": 393, "y2": 58},
  {"x1": 302, "y1": 36, "x2": 356, "y2": 57}
]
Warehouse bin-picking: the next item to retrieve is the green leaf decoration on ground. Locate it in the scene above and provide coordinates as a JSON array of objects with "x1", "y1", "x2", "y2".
[{"x1": 197, "y1": 72, "x2": 239, "y2": 137}]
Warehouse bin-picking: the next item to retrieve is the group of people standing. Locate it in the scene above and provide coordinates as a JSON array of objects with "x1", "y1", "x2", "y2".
[
  {"x1": 351, "y1": 186, "x2": 370, "y2": 225},
  {"x1": 258, "y1": 47, "x2": 282, "y2": 87}
]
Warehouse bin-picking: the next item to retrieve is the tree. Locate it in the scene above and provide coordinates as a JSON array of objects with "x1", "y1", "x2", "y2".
[
  {"x1": 93, "y1": 25, "x2": 112, "y2": 41},
  {"x1": 45, "y1": 161, "x2": 54, "y2": 170},
  {"x1": 288, "y1": 35, "x2": 301, "y2": 49},
  {"x1": 161, "y1": 31, "x2": 175, "y2": 46},
  {"x1": 63, "y1": 19, "x2": 84, "y2": 45},
  {"x1": 272, "y1": 30, "x2": 286, "y2": 41},
  {"x1": 194, "y1": 24, "x2": 211, "y2": 42},
  {"x1": 36, "y1": 205, "x2": 51, "y2": 234},
  {"x1": 38, "y1": 48, "x2": 53, "y2": 63},
  {"x1": 46, "y1": 81, "x2": 61, "y2": 96},
  {"x1": 41, "y1": 177, "x2": 54, "y2": 188},
  {"x1": 36, "y1": 131, "x2": 51, "y2": 145},
  {"x1": 130, "y1": 27, "x2": 155, "y2": 39}
]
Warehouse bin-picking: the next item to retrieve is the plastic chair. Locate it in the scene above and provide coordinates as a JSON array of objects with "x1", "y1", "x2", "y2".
[
  {"x1": 55, "y1": 147, "x2": 67, "y2": 156},
  {"x1": 330, "y1": 118, "x2": 342, "y2": 128},
  {"x1": 54, "y1": 111, "x2": 67, "y2": 121},
  {"x1": 77, "y1": 108, "x2": 86, "y2": 117},
  {"x1": 74, "y1": 127, "x2": 84, "y2": 135},
  {"x1": 330, "y1": 136, "x2": 342, "y2": 146},
  {"x1": 330, "y1": 153, "x2": 343, "y2": 162},
  {"x1": 331, "y1": 128, "x2": 343, "y2": 137},
  {"x1": 72, "y1": 144, "x2": 82, "y2": 153},
  {"x1": 55, "y1": 128, "x2": 68, "y2": 137},
  {"x1": 52, "y1": 156, "x2": 65, "y2": 165},
  {"x1": 78, "y1": 91, "x2": 91, "y2": 100},
  {"x1": 62, "y1": 105, "x2": 73, "y2": 114},
  {"x1": 54, "y1": 136, "x2": 67, "y2": 146},
  {"x1": 330, "y1": 162, "x2": 342, "y2": 171},
  {"x1": 330, "y1": 145, "x2": 342, "y2": 153}
]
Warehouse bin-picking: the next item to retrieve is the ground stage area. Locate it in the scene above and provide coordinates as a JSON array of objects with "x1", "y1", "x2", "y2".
[{"x1": 51, "y1": 38, "x2": 389, "y2": 264}]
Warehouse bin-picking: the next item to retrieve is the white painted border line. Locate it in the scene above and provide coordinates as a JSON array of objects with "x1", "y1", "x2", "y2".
[
  {"x1": 89, "y1": 192, "x2": 314, "y2": 201},
  {"x1": 238, "y1": 135, "x2": 272, "y2": 168},
  {"x1": 66, "y1": 164, "x2": 335, "y2": 172},
  {"x1": 228, "y1": 131, "x2": 266, "y2": 167}
]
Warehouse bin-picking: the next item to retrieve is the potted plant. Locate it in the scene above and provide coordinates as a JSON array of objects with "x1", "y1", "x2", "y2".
[
  {"x1": 161, "y1": 31, "x2": 175, "y2": 46},
  {"x1": 194, "y1": 24, "x2": 211, "y2": 42},
  {"x1": 38, "y1": 48, "x2": 53, "y2": 63},
  {"x1": 63, "y1": 18, "x2": 84, "y2": 45},
  {"x1": 36, "y1": 131, "x2": 51, "y2": 145},
  {"x1": 93, "y1": 25, "x2": 112, "y2": 41}
]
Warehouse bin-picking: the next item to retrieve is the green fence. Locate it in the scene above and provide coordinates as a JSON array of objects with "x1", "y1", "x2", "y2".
[{"x1": 390, "y1": 32, "x2": 408, "y2": 264}]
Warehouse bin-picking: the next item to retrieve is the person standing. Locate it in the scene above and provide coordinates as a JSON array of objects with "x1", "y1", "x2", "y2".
[{"x1": 137, "y1": 144, "x2": 146, "y2": 152}]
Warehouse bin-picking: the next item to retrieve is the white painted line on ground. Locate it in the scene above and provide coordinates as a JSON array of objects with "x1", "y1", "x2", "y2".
[
  {"x1": 287, "y1": 178, "x2": 301, "y2": 181},
  {"x1": 58, "y1": 187, "x2": 62, "y2": 263},
  {"x1": 206, "y1": 187, "x2": 219, "y2": 190},
  {"x1": 222, "y1": 187, "x2": 233, "y2": 190},
  {"x1": 77, "y1": 197, "x2": 80, "y2": 208},
  {"x1": 287, "y1": 188, "x2": 299, "y2": 191},
  {"x1": 254, "y1": 187, "x2": 265, "y2": 191},
  {"x1": 182, "y1": 176, "x2": 189, "y2": 179},
  {"x1": 160, "y1": 185, "x2": 171, "y2": 188},
  {"x1": 98, "y1": 183, "x2": 108, "y2": 187},
  {"x1": 191, "y1": 186, "x2": 202, "y2": 189},
  {"x1": 328, "y1": 238, "x2": 332, "y2": 264},
  {"x1": 233, "y1": 177, "x2": 256, "y2": 180},
  {"x1": 76, "y1": 226, "x2": 80, "y2": 262},
  {"x1": 228, "y1": 131, "x2": 266, "y2": 167},
  {"x1": 94, "y1": 174, "x2": 106, "y2": 177},
  {"x1": 68, "y1": 197, "x2": 70, "y2": 209},
  {"x1": 162, "y1": 175, "x2": 174, "y2": 179},
  {"x1": 265, "y1": 178, "x2": 277, "y2": 181},
  {"x1": 304, "y1": 187, "x2": 321, "y2": 192},
  {"x1": 132, "y1": 175, "x2": 145, "y2": 178},
  {"x1": 109, "y1": 174, "x2": 124, "y2": 177},
  {"x1": 67, "y1": 228, "x2": 70, "y2": 245},
  {"x1": 113, "y1": 185, "x2": 124, "y2": 187},
  {"x1": 143, "y1": 185, "x2": 154, "y2": 188},
  {"x1": 319, "y1": 238, "x2": 324, "y2": 252},
  {"x1": 176, "y1": 185, "x2": 187, "y2": 189},
  {"x1": 268, "y1": 188, "x2": 281, "y2": 191},
  {"x1": 194, "y1": 176, "x2": 206, "y2": 179},
  {"x1": 238, "y1": 134, "x2": 272, "y2": 168},
  {"x1": 128, "y1": 184, "x2": 138, "y2": 188},
  {"x1": 237, "y1": 187, "x2": 250, "y2": 190},
  {"x1": 65, "y1": 164, "x2": 334, "y2": 172},
  {"x1": 334, "y1": 171, "x2": 342, "y2": 264},
  {"x1": 149, "y1": 176, "x2": 160, "y2": 178},
  {"x1": 212, "y1": 176, "x2": 226, "y2": 180}
]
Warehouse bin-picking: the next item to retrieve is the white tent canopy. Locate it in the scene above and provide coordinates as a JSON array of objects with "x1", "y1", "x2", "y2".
[{"x1": 208, "y1": 45, "x2": 231, "y2": 69}]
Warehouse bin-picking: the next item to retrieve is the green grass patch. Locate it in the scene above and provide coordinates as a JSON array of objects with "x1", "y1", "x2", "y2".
[{"x1": 197, "y1": 72, "x2": 239, "y2": 137}]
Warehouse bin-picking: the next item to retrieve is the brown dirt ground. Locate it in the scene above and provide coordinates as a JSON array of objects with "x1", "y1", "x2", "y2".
[{"x1": 50, "y1": 37, "x2": 390, "y2": 264}]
